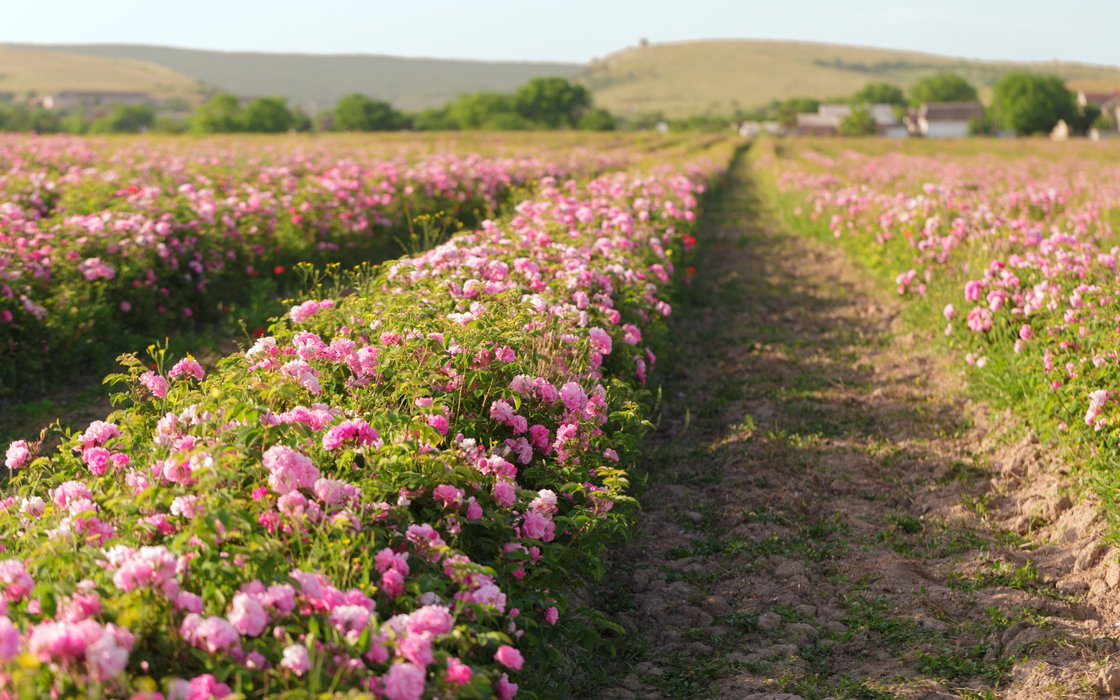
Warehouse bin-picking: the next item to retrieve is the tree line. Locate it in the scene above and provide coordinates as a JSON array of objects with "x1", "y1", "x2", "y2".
[
  {"x1": 758, "y1": 72, "x2": 1112, "y2": 136},
  {"x1": 1, "y1": 72, "x2": 1112, "y2": 137},
  {"x1": 0, "y1": 77, "x2": 618, "y2": 135}
]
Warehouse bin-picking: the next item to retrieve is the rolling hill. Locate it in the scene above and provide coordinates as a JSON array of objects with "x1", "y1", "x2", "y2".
[
  {"x1": 11, "y1": 44, "x2": 581, "y2": 111},
  {"x1": 0, "y1": 45, "x2": 204, "y2": 101},
  {"x1": 584, "y1": 39, "x2": 1120, "y2": 118}
]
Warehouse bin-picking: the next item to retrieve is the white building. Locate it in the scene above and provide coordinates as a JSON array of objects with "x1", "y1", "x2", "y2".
[
  {"x1": 794, "y1": 103, "x2": 900, "y2": 136},
  {"x1": 907, "y1": 102, "x2": 985, "y2": 138}
]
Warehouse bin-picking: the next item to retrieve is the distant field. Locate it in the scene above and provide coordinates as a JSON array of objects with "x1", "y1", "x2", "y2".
[
  {"x1": 0, "y1": 45, "x2": 204, "y2": 101},
  {"x1": 584, "y1": 39, "x2": 1120, "y2": 117}
]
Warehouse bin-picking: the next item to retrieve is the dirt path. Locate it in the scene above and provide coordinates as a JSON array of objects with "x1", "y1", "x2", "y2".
[{"x1": 592, "y1": 156, "x2": 1120, "y2": 699}]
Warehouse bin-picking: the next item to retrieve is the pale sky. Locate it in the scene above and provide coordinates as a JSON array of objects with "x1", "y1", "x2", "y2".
[{"x1": 3, "y1": 0, "x2": 1118, "y2": 67}]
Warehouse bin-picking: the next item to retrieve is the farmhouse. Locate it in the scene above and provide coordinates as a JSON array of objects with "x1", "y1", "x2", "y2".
[
  {"x1": 1077, "y1": 90, "x2": 1120, "y2": 109},
  {"x1": 793, "y1": 103, "x2": 901, "y2": 136},
  {"x1": 794, "y1": 112, "x2": 842, "y2": 136},
  {"x1": 42, "y1": 91, "x2": 152, "y2": 110},
  {"x1": 906, "y1": 102, "x2": 984, "y2": 138}
]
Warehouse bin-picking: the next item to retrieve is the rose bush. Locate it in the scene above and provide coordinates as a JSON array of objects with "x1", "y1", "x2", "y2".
[
  {"x1": 0, "y1": 156, "x2": 724, "y2": 698},
  {"x1": 0, "y1": 135, "x2": 625, "y2": 396},
  {"x1": 761, "y1": 140, "x2": 1120, "y2": 508}
]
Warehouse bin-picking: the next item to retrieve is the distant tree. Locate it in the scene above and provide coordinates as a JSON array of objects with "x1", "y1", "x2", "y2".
[
  {"x1": 1069, "y1": 104, "x2": 1101, "y2": 136},
  {"x1": 191, "y1": 93, "x2": 242, "y2": 133},
  {"x1": 60, "y1": 110, "x2": 90, "y2": 134},
  {"x1": 241, "y1": 97, "x2": 295, "y2": 133},
  {"x1": 671, "y1": 114, "x2": 733, "y2": 132},
  {"x1": 411, "y1": 107, "x2": 456, "y2": 131},
  {"x1": 90, "y1": 104, "x2": 155, "y2": 134},
  {"x1": 1095, "y1": 108, "x2": 1117, "y2": 131},
  {"x1": 447, "y1": 92, "x2": 518, "y2": 130},
  {"x1": 0, "y1": 104, "x2": 18, "y2": 132},
  {"x1": 577, "y1": 107, "x2": 617, "y2": 131},
  {"x1": 290, "y1": 108, "x2": 314, "y2": 133},
  {"x1": 967, "y1": 112, "x2": 998, "y2": 136},
  {"x1": 852, "y1": 82, "x2": 906, "y2": 106},
  {"x1": 991, "y1": 72, "x2": 1075, "y2": 135},
  {"x1": 513, "y1": 77, "x2": 591, "y2": 128},
  {"x1": 153, "y1": 115, "x2": 188, "y2": 134},
  {"x1": 776, "y1": 98, "x2": 821, "y2": 127},
  {"x1": 908, "y1": 73, "x2": 979, "y2": 105},
  {"x1": 838, "y1": 107, "x2": 877, "y2": 136},
  {"x1": 480, "y1": 112, "x2": 533, "y2": 131},
  {"x1": 333, "y1": 93, "x2": 407, "y2": 131},
  {"x1": 26, "y1": 108, "x2": 61, "y2": 134}
]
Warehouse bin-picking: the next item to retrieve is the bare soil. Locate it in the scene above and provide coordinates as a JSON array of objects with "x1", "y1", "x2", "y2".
[{"x1": 591, "y1": 157, "x2": 1120, "y2": 699}]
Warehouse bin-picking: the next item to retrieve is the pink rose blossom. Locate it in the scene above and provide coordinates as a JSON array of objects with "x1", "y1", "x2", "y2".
[
  {"x1": 280, "y1": 644, "x2": 311, "y2": 675},
  {"x1": 383, "y1": 663, "x2": 426, "y2": 700},
  {"x1": 494, "y1": 644, "x2": 524, "y2": 670}
]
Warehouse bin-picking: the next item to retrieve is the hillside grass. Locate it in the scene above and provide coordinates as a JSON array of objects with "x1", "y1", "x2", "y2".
[
  {"x1": 0, "y1": 46, "x2": 205, "y2": 101},
  {"x1": 584, "y1": 39, "x2": 1120, "y2": 118},
  {"x1": 12, "y1": 44, "x2": 581, "y2": 110}
]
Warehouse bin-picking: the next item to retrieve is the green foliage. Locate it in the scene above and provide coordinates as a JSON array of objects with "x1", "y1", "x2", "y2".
[
  {"x1": 153, "y1": 116, "x2": 189, "y2": 134},
  {"x1": 405, "y1": 77, "x2": 612, "y2": 132},
  {"x1": 480, "y1": 111, "x2": 534, "y2": 131},
  {"x1": 777, "y1": 98, "x2": 821, "y2": 127},
  {"x1": 332, "y1": 93, "x2": 408, "y2": 131},
  {"x1": 240, "y1": 97, "x2": 296, "y2": 133},
  {"x1": 290, "y1": 107, "x2": 313, "y2": 133},
  {"x1": 410, "y1": 107, "x2": 457, "y2": 131},
  {"x1": 89, "y1": 104, "x2": 156, "y2": 134},
  {"x1": 577, "y1": 107, "x2": 617, "y2": 131},
  {"x1": 447, "y1": 91, "x2": 518, "y2": 130},
  {"x1": 838, "y1": 107, "x2": 877, "y2": 136},
  {"x1": 60, "y1": 111, "x2": 89, "y2": 134},
  {"x1": 512, "y1": 77, "x2": 591, "y2": 128},
  {"x1": 852, "y1": 82, "x2": 906, "y2": 106},
  {"x1": 190, "y1": 93, "x2": 242, "y2": 133},
  {"x1": 0, "y1": 104, "x2": 63, "y2": 133},
  {"x1": 967, "y1": 112, "x2": 997, "y2": 136},
  {"x1": 991, "y1": 72, "x2": 1076, "y2": 135},
  {"x1": 908, "y1": 73, "x2": 979, "y2": 105},
  {"x1": 670, "y1": 114, "x2": 732, "y2": 133},
  {"x1": 1070, "y1": 104, "x2": 1102, "y2": 135}
]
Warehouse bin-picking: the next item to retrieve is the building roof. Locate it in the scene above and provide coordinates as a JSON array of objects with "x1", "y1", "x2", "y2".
[
  {"x1": 919, "y1": 102, "x2": 984, "y2": 122},
  {"x1": 795, "y1": 113, "x2": 842, "y2": 128},
  {"x1": 1079, "y1": 90, "x2": 1120, "y2": 107},
  {"x1": 817, "y1": 103, "x2": 852, "y2": 118}
]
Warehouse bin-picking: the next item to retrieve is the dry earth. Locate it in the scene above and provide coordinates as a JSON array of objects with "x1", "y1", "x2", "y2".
[{"x1": 584, "y1": 156, "x2": 1120, "y2": 699}]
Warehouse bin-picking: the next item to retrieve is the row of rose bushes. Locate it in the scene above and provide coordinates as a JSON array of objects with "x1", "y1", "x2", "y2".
[
  {"x1": 758, "y1": 140, "x2": 1120, "y2": 487},
  {"x1": 0, "y1": 155, "x2": 723, "y2": 698},
  {"x1": 0, "y1": 135, "x2": 626, "y2": 395}
]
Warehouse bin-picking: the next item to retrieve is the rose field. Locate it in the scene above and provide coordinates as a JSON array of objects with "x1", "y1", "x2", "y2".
[
  {"x1": 10, "y1": 133, "x2": 1120, "y2": 699},
  {"x1": 0, "y1": 132, "x2": 737, "y2": 699},
  {"x1": 758, "y1": 139, "x2": 1120, "y2": 514}
]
